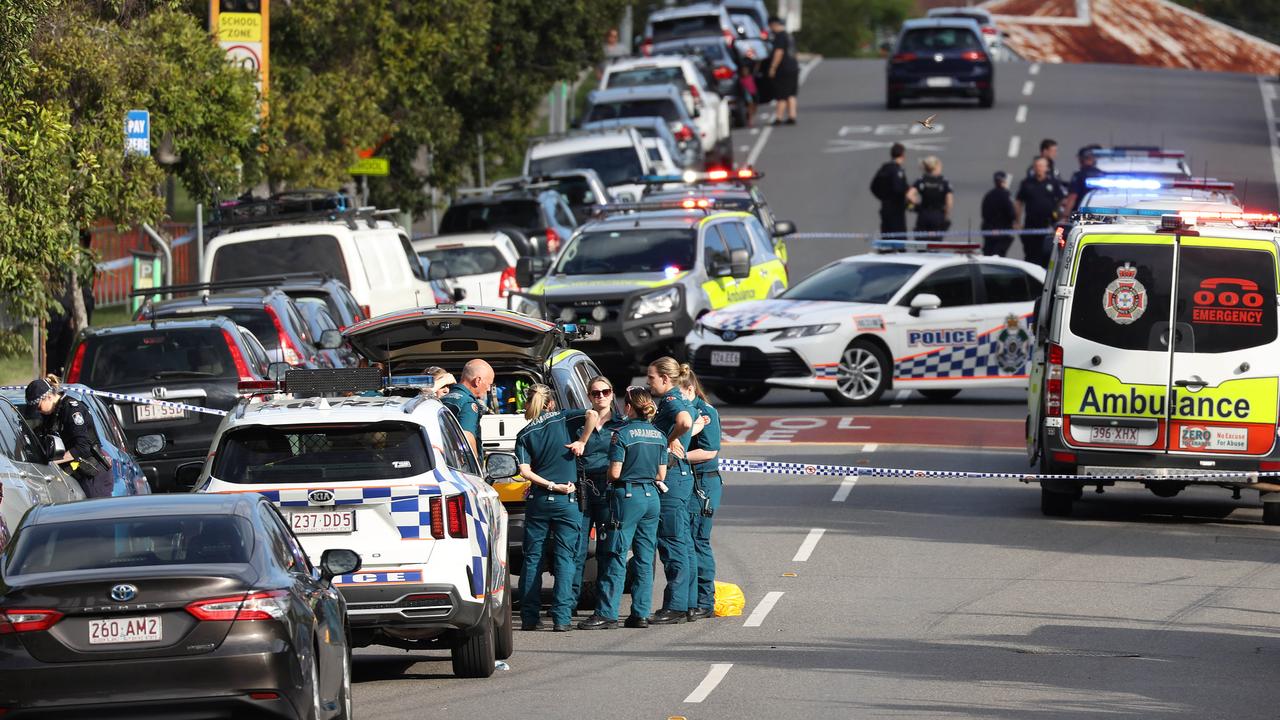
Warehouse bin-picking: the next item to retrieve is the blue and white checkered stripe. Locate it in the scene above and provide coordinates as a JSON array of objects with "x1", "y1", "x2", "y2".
[
  {"x1": 718, "y1": 457, "x2": 1279, "y2": 483},
  {"x1": 896, "y1": 343, "x2": 1002, "y2": 379}
]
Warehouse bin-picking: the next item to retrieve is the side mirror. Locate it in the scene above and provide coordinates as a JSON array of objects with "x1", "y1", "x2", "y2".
[
  {"x1": 729, "y1": 248, "x2": 751, "y2": 279},
  {"x1": 428, "y1": 262, "x2": 450, "y2": 281},
  {"x1": 773, "y1": 220, "x2": 797, "y2": 237},
  {"x1": 909, "y1": 293, "x2": 942, "y2": 317},
  {"x1": 318, "y1": 329, "x2": 343, "y2": 350},
  {"x1": 51, "y1": 435, "x2": 66, "y2": 455},
  {"x1": 135, "y1": 434, "x2": 165, "y2": 456},
  {"x1": 319, "y1": 548, "x2": 362, "y2": 582},
  {"x1": 484, "y1": 452, "x2": 520, "y2": 484},
  {"x1": 516, "y1": 256, "x2": 549, "y2": 289},
  {"x1": 452, "y1": 287, "x2": 467, "y2": 302},
  {"x1": 267, "y1": 362, "x2": 290, "y2": 381}
]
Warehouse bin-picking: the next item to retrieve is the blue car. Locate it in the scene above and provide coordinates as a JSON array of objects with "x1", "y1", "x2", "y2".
[{"x1": 3, "y1": 385, "x2": 151, "y2": 498}]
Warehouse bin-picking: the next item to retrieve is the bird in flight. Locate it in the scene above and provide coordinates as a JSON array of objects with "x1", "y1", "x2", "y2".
[{"x1": 916, "y1": 114, "x2": 937, "y2": 130}]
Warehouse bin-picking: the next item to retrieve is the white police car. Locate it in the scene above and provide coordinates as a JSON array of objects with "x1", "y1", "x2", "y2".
[
  {"x1": 194, "y1": 368, "x2": 516, "y2": 678},
  {"x1": 688, "y1": 241, "x2": 1046, "y2": 405}
]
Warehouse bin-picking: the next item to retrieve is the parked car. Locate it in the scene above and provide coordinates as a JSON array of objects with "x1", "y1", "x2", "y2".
[
  {"x1": 729, "y1": 13, "x2": 770, "y2": 65},
  {"x1": 440, "y1": 188, "x2": 577, "y2": 258},
  {"x1": 524, "y1": 127, "x2": 655, "y2": 203},
  {"x1": 583, "y1": 117, "x2": 692, "y2": 173},
  {"x1": 0, "y1": 397, "x2": 85, "y2": 543},
  {"x1": 413, "y1": 232, "x2": 522, "y2": 307},
  {"x1": 715, "y1": 0, "x2": 771, "y2": 36},
  {"x1": 271, "y1": 274, "x2": 367, "y2": 329},
  {"x1": 293, "y1": 297, "x2": 361, "y2": 368},
  {"x1": 926, "y1": 6, "x2": 1005, "y2": 59},
  {"x1": 642, "y1": 3, "x2": 737, "y2": 58},
  {"x1": 584, "y1": 86, "x2": 708, "y2": 170},
  {"x1": 887, "y1": 18, "x2": 994, "y2": 108},
  {"x1": 0, "y1": 493, "x2": 361, "y2": 718},
  {"x1": 659, "y1": 35, "x2": 748, "y2": 127},
  {"x1": 491, "y1": 170, "x2": 611, "y2": 225},
  {"x1": 600, "y1": 55, "x2": 733, "y2": 165}
]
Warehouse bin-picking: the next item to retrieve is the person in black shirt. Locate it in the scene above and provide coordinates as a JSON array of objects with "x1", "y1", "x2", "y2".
[
  {"x1": 1025, "y1": 138, "x2": 1060, "y2": 181},
  {"x1": 1015, "y1": 158, "x2": 1066, "y2": 267},
  {"x1": 1061, "y1": 145, "x2": 1104, "y2": 216},
  {"x1": 906, "y1": 156, "x2": 953, "y2": 233},
  {"x1": 766, "y1": 16, "x2": 800, "y2": 125},
  {"x1": 25, "y1": 375, "x2": 106, "y2": 491},
  {"x1": 870, "y1": 143, "x2": 909, "y2": 235},
  {"x1": 981, "y1": 171, "x2": 1017, "y2": 256}
]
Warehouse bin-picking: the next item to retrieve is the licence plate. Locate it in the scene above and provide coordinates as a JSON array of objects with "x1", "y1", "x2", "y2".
[
  {"x1": 926, "y1": 77, "x2": 953, "y2": 88},
  {"x1": 89, "y1": 616, "x2": 162, "y2": 645},
  {"x1": 291, "y1": 510, "x2": 355, "y2": 534},
  {"x1": 134, "y1": 403, "x2": 186, "y2": 423},
  {"x1": 710, "y1": 350, "x2": 741, "y2": 367},
  {"x1": 1088, "y1": 426, "x2": 1142, "y2": 445}
]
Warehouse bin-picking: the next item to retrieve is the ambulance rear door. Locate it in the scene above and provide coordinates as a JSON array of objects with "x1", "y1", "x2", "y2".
[{"x1": 1166, "y1": 236, "x2": 1280, "y2": 458}]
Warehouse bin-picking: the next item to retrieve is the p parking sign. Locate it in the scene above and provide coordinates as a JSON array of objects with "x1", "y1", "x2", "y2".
[{"x1": 125, "y1": 110, "x2": 150, "y2": 157}]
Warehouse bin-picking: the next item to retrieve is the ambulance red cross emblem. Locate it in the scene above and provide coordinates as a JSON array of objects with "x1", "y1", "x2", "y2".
[{"x1": 1103, "y1": 263, "x2": 1146, "y2": 325}]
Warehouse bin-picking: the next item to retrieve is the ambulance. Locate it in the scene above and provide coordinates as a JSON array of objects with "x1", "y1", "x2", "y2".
[{"x1": 1028, "y1": 209, "x2": 1280, "y2": 521}]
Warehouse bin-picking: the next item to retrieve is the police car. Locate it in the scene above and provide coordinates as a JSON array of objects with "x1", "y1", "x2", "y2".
[
  {"x1": 195, "y1": 368, "x2": 516, "y2": 678},
  {"x1": 688, "y1": 240, "x2": 1045, "y2": 405},
  {"x1": 1027, "y1": 209, "x2": 1280, "y2": 521},
  {"x1": 1090, "y1": 146, "x2": 1192, "y2": 180}
]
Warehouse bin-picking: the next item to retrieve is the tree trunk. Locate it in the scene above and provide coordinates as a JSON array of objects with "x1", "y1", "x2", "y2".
[{"x1": 68, "y1": 270, "x2": 88, "y2": 336}]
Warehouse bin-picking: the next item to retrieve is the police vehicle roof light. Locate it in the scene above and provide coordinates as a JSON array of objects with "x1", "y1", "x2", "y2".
[
  {"x1": 1091, "y1": 147, "x2": 1186, "y2": 159},
  {"x1": 680, "y1": 197, "x2": 713, "y2": 209},
  {"x1": 1170, "y1": 178, "x2": 1236, "y2": 192},
  {"x1": 1179, "y1": 210, "x2": 1280, "y2": 223},
  {"x1": 386, "y1": 375, "x2": 436, "y2": 389},
  {"x1": 872, "y1": 239, "x2": 981, "y2": 253},
  {"x1": 1085, "y1": 177, "x2": 1163, "y2": 190},
  {"x1": 238, "y1": 380, "x2": 280, "y2": 395}
]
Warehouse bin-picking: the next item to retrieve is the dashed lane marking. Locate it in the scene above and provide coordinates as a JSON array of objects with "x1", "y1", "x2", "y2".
[
  {"x1": 1029, "y1": 63, "x2": 1041, "y2": 75},
  {"x1": 1257, "y1": 77, "x2": 1280, "y2": 210},
  {"x1": 793, "y1": 528, "x2": 826, "y2": 562},
  {"x1": 684, "y1": 664, "x2": 734, "y2": 703},
  {"x1": 862, "y1": 443, "x2": 879, "y2": 453},
  {"x1": 1015, "y1": 104, "x2": 1027, "y2": 123},
  {"x1": 1008, "y1": 135, "x2": 1021, "y2": 158},
  {"x1": 832, "y1": 476, "x2": 858, "y2": 502},
  {"x1": 1022, "y1": 80, "x2": 1035, "y2": 96},
  {"x1": 743, "y1": 591, "x2": 785, "y2": 628}
]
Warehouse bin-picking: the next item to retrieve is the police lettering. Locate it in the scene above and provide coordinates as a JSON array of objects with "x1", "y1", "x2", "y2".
[
  {"x1": 907, "y1": 328, "x2": 977, "y2": 346},
  {"x1": 1078, "y1": 386, "x2": 1250, "y2": 420}
]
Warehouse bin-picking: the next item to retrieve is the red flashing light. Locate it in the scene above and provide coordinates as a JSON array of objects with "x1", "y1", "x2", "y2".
[
  {"x1": 265, "y1": 306, "x2": 303, "y2": 366},
  {"x1": 0, "y1": 608, "x2": 63, "y2": 634},
  {"x1": 429, "y1": 496, "x2": 444, "y2": 539},
  {"x1": 680, "y1": 198, "x2": 713, "y2": 209},
  {"x1": 1170, "y1": 179, "x2": 1235, "y2": 192},
  {"x1": 498, "y1": 266, "x2": 518, "y2": 298},
  {"x1": 446, "y1": 494, "x2": 468, "y2": 538},
  {"x1": 65, "y1": 344, "x2": 86, "y2": 383},
  {"x1": 707, "y1": 169, "x2": 730, "y2": 181},
  {"x1": 221, "y1": 329, "x2": 256, "y2": 382},
  {"x1": 673, "y1": 123, "x2": 695, "y2": 143},
  {"x1": 712, "y1": 65, "x2": 734, "y2": 81},
  {"x1": 1181, "y1": 210, "x2": 1280, "y2": 223}
]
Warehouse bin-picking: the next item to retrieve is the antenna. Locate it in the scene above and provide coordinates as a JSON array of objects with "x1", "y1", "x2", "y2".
[{"x1": 1242, "y1": 177, "x2": 1249, "y2": 207}]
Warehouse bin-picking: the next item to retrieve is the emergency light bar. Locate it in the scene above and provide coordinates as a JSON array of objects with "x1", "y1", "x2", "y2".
[
  {"x1": 599, "y1": 198, "x2": 719, "y2": 214},
  {"x1": 1180, "y1": 211, "x2": 1280, "y2": 223},
  {"x1": 1085, "y1": 176, "x2": 1236, "y2": 192},
  {"x1": 1079, "y1": 206, "x2": 1182, "y2": 217},
  {"x1": 1091, "y1": 147, "x2": 1186, "y2": 159},
  {"x1": 872, "y1": 239, "x2": 981, "y2": 254},
  {"x1": 638, "y1": 167, "x2": 763, "y2": 185},
  {"x1": 237, "y1": 368, "x2": 426, "y2": 397}
]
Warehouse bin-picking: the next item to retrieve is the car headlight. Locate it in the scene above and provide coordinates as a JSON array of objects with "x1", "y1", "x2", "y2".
[
  {"x1": 630, "y1": 287, "x2": 681, "y2": 319},
  {"x1": 692, "y1": 320, "x2": 705, "y2": 337},
  {"x1": 774, "y1": 324, "x2": 840, "y2": 340}
]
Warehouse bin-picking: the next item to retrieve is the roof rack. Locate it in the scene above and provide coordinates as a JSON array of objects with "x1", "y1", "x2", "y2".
[
  {"x1": 212, "y1": 190, "x2": 400, "y2": 232},
  {"x1": 871, "y1": 239, "x2": 981, "y2": 254},
  {"x1": 127, "y1": 273, "x2": 338, "y2": 299}
]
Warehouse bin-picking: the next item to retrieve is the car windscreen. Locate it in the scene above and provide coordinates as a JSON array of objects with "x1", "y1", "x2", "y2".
[
  {"x1": 78, "y1": 329, "x2": 237, "y2": 386},
  {"x1": 900, "y1": 28, "x2": 982, "y2": 52},
  {"x1": 7, "y1": 515, "x2": 254, "y2": 574},
  {"x1": 652, "y1": 15, "x2": 722, "y2": 42},
  {"x1": 211, "y1": 235, "x2": 348, "y2": 286},
  {"x1": 212, "y1": 421, "x2": 433, "y2": 483},
  {"x1": 154, "y1": 307, "x2": 281, "y2": 353},
  {"x1": 420, "y1": 246, "x2": 510, "y2": 277},
  {"x1": 781, "y1": 261, "x2": 919, "y2": 303},
  {"x1": 529, "y1": 148, "x2": 644, "y2": 188},
  {"x1": 1174, "y1": 244, "x2": 1278, "y2": 353},
  {"x1": 440, "y1": 200, "x2": 541, "y2": 233},
  {"x1": 555, "y1": 229, "x2": 696, "y2": 275},
  {"x1": 607, "y1": 67, "x2": 688, "y2": 90},
  {"x1": 587, "y1": 99, "x2": 682, "y2": 124},
  {"x1": 1069, "y1": 243, "x2": 1174, "y2": 351}
]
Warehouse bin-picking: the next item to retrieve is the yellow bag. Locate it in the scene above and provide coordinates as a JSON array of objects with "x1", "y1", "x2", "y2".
[{"x1": 713, "y1": 581, "x2": 745, "y2": 617}]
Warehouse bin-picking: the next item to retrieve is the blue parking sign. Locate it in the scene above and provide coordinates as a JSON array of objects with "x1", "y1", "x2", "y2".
[{"x1": 125, "y1": 109, "x2": 150, "y2": 156}]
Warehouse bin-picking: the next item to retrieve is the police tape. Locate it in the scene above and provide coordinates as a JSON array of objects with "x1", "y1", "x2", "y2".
[
  {"x1": 791, "y1": 227, "x2": 1058, "y2": 241},
  {"x1": 0, "y1": 385, "x2": 227, "y2": 417},
  {"x1": 717, "y1": 457, "x2": 1279, "y2": 484}
]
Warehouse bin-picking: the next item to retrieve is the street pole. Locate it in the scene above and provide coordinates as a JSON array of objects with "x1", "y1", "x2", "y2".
[
  {"x1": 141, "y1": 224, "x2": 173, "y2": 298},
  {"x1": 477, "y1": 134, "x2": 486, "y2": 187},
  {"x1": 195, "y1": 203, "x2": 204, "y2": 281}
]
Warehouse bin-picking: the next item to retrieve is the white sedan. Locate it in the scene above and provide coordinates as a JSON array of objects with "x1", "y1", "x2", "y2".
[
  {"x1": 687, "y1": 245, "x2": 1046, "y2": 405},
  {"x1": 413, "y1": 231, "x2": 522, "y2": 307}
]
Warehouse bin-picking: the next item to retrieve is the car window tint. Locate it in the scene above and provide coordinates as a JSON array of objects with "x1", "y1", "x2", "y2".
[
  {"x1": 587, "y1": 99, "x2": 682, "y2": 123},
  {"x1": 79, "y1": 329, "x2": 237, "y2": 386},
  {"x1": 982, "y1": 264, "x2": 1040, "y2": 303},
  {"x1": 284, "y1": 303, "x2": 312, "y2": 347},
  {"x1": 440, "y1": 201, "x2": 542, "y2": 233},
  {"x1": 652, "y1": 15, "x2": 722, "y2": 42},
  {"x1": 211, "y1": 235, "x2": 348, "y2": 286},
  {"x1": 1069, "y1": 243, "x2": 1174, "y2": 351},
  {"x1": 556, "y1": 229, "x2": 696, "y2": 275},
  {"x1": 528, "y1": 148, "x2": 644, "y2": 188},
  {"x1": 439, "y1": 410, "x2": 480, "y2": 475},
  {"x1": 0, "y1": 402, "x2": 40, "y2": 464},
  {"x1": 262, "y1": 504, "x2": 312, "y2": 572},
  {"x1": 212, "y1": 421, "x2": 433, "y2": 483},
  {"x1": 1174, "y1": 245, "x2": 1278, "y2": 353},
  {"x1": 703, "y1": 226, "x2": 730, "y2": 272},
  {"x1": 784, "y1": 261, "x2": 918, "y2": 303},
  {"x1": 420, "y1": 246, "x2": 508, "y2": 277},
  {"x1": 743, "y1": 219, "x2": 775, "y2": 261},
  {"x1": 900, "y1": 28, "x2": 983, "y2": 52},
  {"x1": 7, "y1": 515, "x2": 254, "y2": 574},
  {"x1": 717, "y1": 222, "x2": 752, "y2": 259},
  {"x1": 607, "y1": 67, "x2": 688, "y2": 90},
  {"x1": 907, "y1": 265, "x2": 976, "y2": 307},
  {"x1": 257, "y1": 508, "x2": 301, "y2": 572},
  {"x1": 239, "y1": 328, "x2": 271, "y2": 376}
]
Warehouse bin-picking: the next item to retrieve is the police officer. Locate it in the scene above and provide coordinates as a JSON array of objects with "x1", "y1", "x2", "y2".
[
  {"x1": 441, "y1": 359, "x2": 494, "y2": 460},
  {"x1": 680, "y1": 370, "x2": 721, "y2": 621},
  {"x1": 906, "y1": 156, "x2": 953, "y2": 233},
  {"x1": 1061, "y1": 145, "x2": 1104, "y2": 216},
  {"x1": 25, "y1": 375, "x2": 105, "y2": 491},
  {"x1": 981, "y1": 171, "x2": 1017, "y2": 256},
  {"x1": 646, "y1": 357, "x2": 695, "y2": 625},
  {"x1": 1025, "y1": 138, "x2": 1061, "y2": 182},
  {"x1": 1015, "y1": 157, "x2": 1067, "y2": 267},
  {"x1": 870, "y1": 142, "x2": 909, "y2": 235},
  {"x1": 515, "y1": 385, "x2": 597, "y2": 632},
  {"x1": 578, "y1": 387, "x2": 667, "y2": 630},
  {"x1": 568, "y1": 377, "x2": 626, "y2": 606}
]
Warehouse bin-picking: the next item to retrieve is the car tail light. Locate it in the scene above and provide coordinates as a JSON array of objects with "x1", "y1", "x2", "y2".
[
  {"x1": 249, "y1": 692, "x2": 280, "y2": 701},
  {"x1": 221, "y1": 329, "x2": 256, "y2": 382},
  {"x1": 759, "y1": 29, "x2": 769, "y2": 40},
  {"x1": 446, "y1": 494, "x2": 468, "y2": 538},
  {"x1": 1046, "y1": 342, "x2": 1064, "y2": 417},
  {"x1": 982, "y1": 25, "x2": 998, "y2": 35},
  {"x1": 891, "y1": 52, "x2": 917, "y2": 63},
  {"x1": 641, "y1": 39, "x2": 653, "y2": 56},
  {"x1": 0, "y1": 609, "x2": 63, "y2": 634},
  {"x1": 358, "y1": 305, "x2": 370, "y2": 322},
  {"x1": 961, "y1": 50, "x2": 986, "y2": 61},
  {"x1": 723, "y1": 29, "x2": 735, "y2": 45},
  {"x1": 265, "y1": 306, "x2": 303, "y2": 366},
  {"x1": 545, "y1": 227, "x2": 562, "y2": 254},
  {"x1": 712, "y1": 65, "x2": 734, "y2": 81},
  {"x1": 673, "y1": 123, "x2": 695, "y2": 142},
  {"x1": 187, "y1": 590, "x2": 289, "y2": 622},
  {"x1": 429, "y1": 496, "x2": 445, "y2": 539},
  {"x1": 238, "y1": 380, "x2": 279, "y2": 395},
  {"x1": 689, "y1": 84, "x2": 701, "y2": 102},
  {"x1": 498, "y1": 266, "x2": 519, "y2": 298},
  {"x1": 64, "y1": 344, "x2": 86, "y2": 383}
]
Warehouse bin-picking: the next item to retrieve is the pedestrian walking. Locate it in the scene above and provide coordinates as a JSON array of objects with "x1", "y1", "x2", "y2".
[
  {"x1": 515, "y1": 384, "x2": 597, "y2": 632},
  {"x1": 906, "y1": 156, "x2": 953, "y2": 233},
  {"x1": 578, "y1": 387, "x2": 667, "y2": 630},
  {"x1": 440, "y1": 358, "x2": 493, "y2": 460},
  {"x1": 646, "y1": 357, "x2": 696, "y2": 624},
  {"x1": 680, "y1": 370, "x2": 721, "y2": 621},
  {"x1": 1025, "y1": 138, "x2": 1060, "y2": 181},
  {"x1": 568, "y1": 376, "x2": 626, "y2": 607},
  {"x1": 1062, "y1": 144, "x2": 1104, "y2": 216},
  {"x1": 1015, "y1": 157, "x2": 1067, "y2": 267},
  {"x1": 766, "y1": 16, "x2": 800, "y2": 125},
  {"x1": 870, "y1": 142, "x2": 909, "y2": 235},
  {"x1": 981, "y1": 171, "x2": 1017, "y2": 256}
]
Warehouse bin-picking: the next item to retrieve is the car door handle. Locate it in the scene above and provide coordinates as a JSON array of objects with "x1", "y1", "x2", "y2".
[{"x1": 1174, "y1": 378, "x2": 1207, "y2": 389}]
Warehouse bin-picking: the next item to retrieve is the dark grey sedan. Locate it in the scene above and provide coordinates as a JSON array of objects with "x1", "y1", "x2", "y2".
[{"x1": 0, "y1": 493, "x2": 361, "y2": 719}]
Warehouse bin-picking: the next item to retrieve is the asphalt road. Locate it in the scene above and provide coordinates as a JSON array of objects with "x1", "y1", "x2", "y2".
[{"x1": 352, "y1": 61, "x2": 1280, "y2": 718}]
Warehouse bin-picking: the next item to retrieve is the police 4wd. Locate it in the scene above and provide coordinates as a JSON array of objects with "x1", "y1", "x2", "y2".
[
  {"x1": 1027, "y1": 210, "x2": 1280, "y2": 521},
  {"x1": 196, "y1": 368, "x2": 516, "y2": 678}
]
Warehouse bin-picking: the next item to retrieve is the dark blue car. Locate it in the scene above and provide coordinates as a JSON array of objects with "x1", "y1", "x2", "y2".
[{"x1": 886, "y1": 18, "x2": 994, "y2": 109}]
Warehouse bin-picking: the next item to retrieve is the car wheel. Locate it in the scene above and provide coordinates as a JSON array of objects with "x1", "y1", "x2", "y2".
[
  {"x1": 825, "y1": 340, "x2": 890, "y2": 406},
  {"x1": 1264, "y1": 500, "x2": 1280, "y2": 526},
  {"x1": 1040, "y1": 486, "x2": 1074, "y2": 517},
  {"x1": 919, "y1": 389, "x2": 961, "y2": 401},
  {"x1": 451, "y1": 602, "x2": 496, "y2": 678},
  {"x1": 494, "y1": 569, "x2": 514, "y2": 661},
  {"x1": 711, "y1": 383, "x2": 770, "y2": 405},
  {"x1": 886, "y1": 91, "x2": 902, "y2": 110},
  {"x1": 979, "y1": 89, "x2": 995, "y2": 108}
]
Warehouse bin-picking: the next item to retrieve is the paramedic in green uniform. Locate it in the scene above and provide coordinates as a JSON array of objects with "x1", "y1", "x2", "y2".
[
  {"x1": 681, "y1": 370, "x2": 721, "y2": 619},
  {"x1": 579, "y1": 387, "x2": 667, "y2": 629},
  {"x1": 441, "y1": 358, "x2": 494, "y2": 460},
  {"x1": 515, "y1": 384, "x2": 597, "y2": 632},
  {"x1": 568, "y1": 376, "x2": 626, "y2": 604},
  {"x1": 647, "y1": 357, "x2": 695, "y2": 624}
]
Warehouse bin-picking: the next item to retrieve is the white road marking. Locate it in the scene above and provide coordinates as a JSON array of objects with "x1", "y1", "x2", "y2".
[
  {"x1": 832, "y1": 476, "x2": 858, "y2": 502},
  {"x1": 743, "y1": 591, "x2": 785, "y2": 628},
  {"x1": 684, "y1": 663, "x2": 734, "y2": 703},
  {"x1": 743, "y1": 57, "x2": 822, "y2": 169},
  {"x1": 862, "y1": 442, "x2": 879, "y2": 453},
  {"x1": 1022, "y1": 80, "x2": 1035, "y2": 96},
  {"x1": 1029, "y1": 63, "x2": 1041, "y2": 75},
  {"x1": 739, "y1": 144, "x2": 752, "y2": 152},
  {"x1": 1008, "y1": 135, "x2": 1021, "y2": 159},
  {"x1": 1258, "y1": 77, "x2": 1280, "y2": 211},
  {"x1": 1015, "y1": 104, "x2": 1028, "y2": 123},
  {"x1": 749, "y1": 127, "x2": 760, "y2": 136},
  {"x1": 799, "y1": 56, "x2": 823, "y2": 85},
  {"x1": 792, "y1": 528, "x2": 826, "y2": 562}
]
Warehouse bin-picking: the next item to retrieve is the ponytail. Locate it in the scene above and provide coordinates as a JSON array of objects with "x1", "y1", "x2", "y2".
[
  {"x1": 523, "y1": 383, "x2": 555, "y2": 420},
  {"x1": 624, "y1": 386, "x2": 657, "y2": 421},
  {"x1": 45, "y1": 374, "x2": 61, "y2": 390},
  {"x1": 677, "y1": 365, "x2": 709, "y2": 402}
]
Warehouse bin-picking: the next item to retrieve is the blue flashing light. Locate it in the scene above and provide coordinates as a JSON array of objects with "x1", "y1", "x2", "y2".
[
  {"x1": 387, "y1": 375, "x2": 435, "y2": 388},
  {"x1": 1078, "y1": 206, "x2": 1175, "y2": 217},
  {"x1": 663, "y1": 265, "x2": 682, "y2": 279},
  {"x1": 641, "y1": 174, "x2": 684, "y2": 183},
  {"x1": 1085, "y1": 177, "x2": 1164, "y2": 190}
]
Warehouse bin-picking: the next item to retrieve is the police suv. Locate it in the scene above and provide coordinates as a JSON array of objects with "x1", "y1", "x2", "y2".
[
  {"x1": 688, "y1": 240, "x2": 1044, "y2": 405},
  {"x1": 195, "y1": 368, "x2": 516, "y2": 678},
  {"x1": 1027, "y1": 209, "x2": 1280, "y2": 521}
]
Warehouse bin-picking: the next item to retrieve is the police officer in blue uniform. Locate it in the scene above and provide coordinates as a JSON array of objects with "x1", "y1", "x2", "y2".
[
  {"x1": 515, "y1": 384, "x2": 597, "y2": 632},
  {"x1": 568, "y1": 377, "x2": 626, "y2": 605},
  {"x1": 441, "y1": 359, "x2": 494, "y2": 460},
  {"x1": 579, "y1": 387, "x2": 667, "y2": 629},
  {"x1": 646, "y1": 357, "x2": 696, "y2": 624},
  {"x1": 680, "y1": 371, "x2": 721, "y2": 620}
]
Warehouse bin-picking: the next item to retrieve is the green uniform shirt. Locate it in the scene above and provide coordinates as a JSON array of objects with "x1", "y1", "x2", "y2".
[
  {"x1": 608, "y1": 419, "x2": 669, "y2": 483},
  {"x1": 568, "y1": 410, "x2": 624, "y2": 475},
  {"x1": 515, "y1": 410, "x2": 579, "y2": 494},
  {"x1": 652, "y1": 388, "x2": 694, "y2": 451},
  {"x1": 690, "y1": 397, "x2": 721, "y2": 473},
  {"x1": 441, "y1": 383, "x2": 483, "y2": 456}
]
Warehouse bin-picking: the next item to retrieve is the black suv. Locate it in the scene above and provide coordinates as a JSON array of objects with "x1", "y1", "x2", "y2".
[
  {"x1": 887, "y1": 18, "x2": 994, "y2": 108},
  {"x1": 64, "y1": 317, "x2": 275, "y2": 491},
  {"x1": 439, "y1": 189, "x2": 578, "y2": 258}
]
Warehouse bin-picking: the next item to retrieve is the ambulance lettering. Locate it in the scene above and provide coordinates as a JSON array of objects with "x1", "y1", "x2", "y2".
[
  {"x1": 1077, "y1": 386, "x2": 1250, "y2": 420},
  {"x1": 1065, "y1": 369, "x2": 1277, "y2": 423},
  {"x1": 907, "y1": 328, "x2": 977, "y2": 347},
  {"x1": 1191, "y1": 277, "x2": 1265, "y2": 326}
]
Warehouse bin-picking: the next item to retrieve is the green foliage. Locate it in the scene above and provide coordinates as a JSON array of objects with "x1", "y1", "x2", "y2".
[{"x1": 776, "y1": 0, "x2": 912, "y2": 57}]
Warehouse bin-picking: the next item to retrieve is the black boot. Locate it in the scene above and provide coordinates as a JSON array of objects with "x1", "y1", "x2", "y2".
[
  {"x1": 578, "y1": 614, "x2": 618, "y2": 630},
  {"x1": 649, "y1": 609, "x2": 687, "y2": 625}
]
